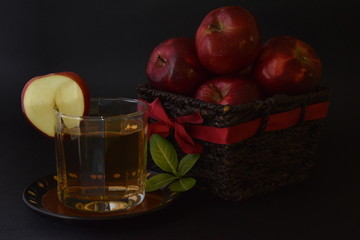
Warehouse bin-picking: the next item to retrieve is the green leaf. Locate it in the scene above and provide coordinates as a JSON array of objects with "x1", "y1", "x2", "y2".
[
  {"x1": 145, "y1": 173, "x2": 178, "y2": 192},
  {"x1": 169, "y1": 178, "x2": 196, "y2": 192},
  {"x1": 177, "y1": 154, "x2": 200, "y2": 177},
  {"x1": 150, "y1": 134, "x2": 178, "y2": 175}
]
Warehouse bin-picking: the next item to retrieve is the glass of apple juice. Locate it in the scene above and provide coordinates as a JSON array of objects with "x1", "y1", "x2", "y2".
[{"x1": 54, "y1": 98, "x2": 147, "y2": 212}]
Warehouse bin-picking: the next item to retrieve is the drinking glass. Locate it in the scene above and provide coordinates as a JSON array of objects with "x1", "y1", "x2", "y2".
[{"x1": 54, "y1": 98, "x2": 147, "y2": 212}]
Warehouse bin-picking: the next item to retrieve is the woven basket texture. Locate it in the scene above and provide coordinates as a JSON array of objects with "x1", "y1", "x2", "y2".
[{"x1": 137, "y1": 84, "x2": 330, "y2": 201}]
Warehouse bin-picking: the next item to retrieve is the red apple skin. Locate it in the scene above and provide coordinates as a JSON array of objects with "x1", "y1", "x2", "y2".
[
  {"x1": 195, "y1": 6, "x2": 261, "y2": 75},
  {"x1": 146, "y1": 38, "x2": 211, "y2": 96},
  {"x1": 194, "y1": 77, "x2": 262, "y2": 105},
  {"x1": 21, "y1": 72, "x2": 90, "y2": 138},
  {"x1": 253, "y1": 36, "x2": 322, "y2": 96}
]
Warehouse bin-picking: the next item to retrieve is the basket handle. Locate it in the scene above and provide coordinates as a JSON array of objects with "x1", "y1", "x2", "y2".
[
  {"x1": 257, "y1": 99, "x2": 309, "y2": 136},
  {"x1": 256, "y1": 99, "x2": 274, "y2": 136}
]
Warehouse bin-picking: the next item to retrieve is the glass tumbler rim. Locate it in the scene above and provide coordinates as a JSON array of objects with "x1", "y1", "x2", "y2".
[{"x1": 54, "y1": 97, "x2": 147, "y2": 120}]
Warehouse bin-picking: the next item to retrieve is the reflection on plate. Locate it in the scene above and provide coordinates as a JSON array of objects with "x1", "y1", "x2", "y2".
[{"x1": 22, "y1": 172, "x2": 180, "y2": 221}]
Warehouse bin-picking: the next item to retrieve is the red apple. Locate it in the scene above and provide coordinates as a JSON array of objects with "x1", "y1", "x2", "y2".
[
  {"x1": 21, "y1": 72, "x2": 90, "y2": 138},
  {"x1": 194, "y1": 77, "x2": 261, "y2": 105},
  {"x1": 146, "y1": 38, "x2": 210, "y2": 96},
  {"x1": 253, "y1": 36, "x2": 322, "y2": 96},
  {"x1": 195, "y1": 6, "x2": 261, "y2": 75}
]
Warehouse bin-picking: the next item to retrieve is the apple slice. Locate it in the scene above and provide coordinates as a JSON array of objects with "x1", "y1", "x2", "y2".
[{"x1": 21, "y1": 72, "x2": 90, "y2": 138}]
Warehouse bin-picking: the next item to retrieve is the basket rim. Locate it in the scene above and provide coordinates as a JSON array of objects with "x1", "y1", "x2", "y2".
[{"x1": 137, "y1": 83, "x2": 330, "y2": 114}]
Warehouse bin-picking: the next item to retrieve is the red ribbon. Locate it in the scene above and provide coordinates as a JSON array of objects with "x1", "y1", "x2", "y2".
[
  {"x1": 141, "y1": 98, "x2": 204, "y2": 154},
  {"x1": 188, "y1": 101, "x2": 330, "y2": 144},
  {"x1": 141, "y1": 98, "x2": 330, "y2": 151}
]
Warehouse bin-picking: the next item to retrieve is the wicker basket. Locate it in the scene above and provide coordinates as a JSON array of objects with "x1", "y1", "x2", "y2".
[{"x1": 137, "y1": 84, "x2": 330, "y2": 201}]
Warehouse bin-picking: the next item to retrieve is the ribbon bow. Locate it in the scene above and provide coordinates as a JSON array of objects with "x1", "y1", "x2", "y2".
[{"x1": 142, "y1": 98, "x2": 204, "y2": 154}]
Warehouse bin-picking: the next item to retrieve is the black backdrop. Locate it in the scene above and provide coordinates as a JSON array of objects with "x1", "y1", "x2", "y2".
[{"x1": 0, "y1": 0, "x2": 359, "y2": 239}]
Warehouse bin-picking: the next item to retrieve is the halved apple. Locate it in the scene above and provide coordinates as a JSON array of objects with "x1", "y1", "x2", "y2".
[{"x1": 21, "y1": 72, "x2": 90, "y2": 138}]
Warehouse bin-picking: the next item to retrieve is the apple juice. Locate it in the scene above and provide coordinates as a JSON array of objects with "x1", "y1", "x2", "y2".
[{"x1": 55, "y1": 120, "x2": 147, "y2": 212}]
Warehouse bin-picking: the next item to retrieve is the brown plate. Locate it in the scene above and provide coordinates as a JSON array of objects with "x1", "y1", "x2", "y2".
[{"x1": 22, "y1": 173, "x2": 180, "y2": 221}]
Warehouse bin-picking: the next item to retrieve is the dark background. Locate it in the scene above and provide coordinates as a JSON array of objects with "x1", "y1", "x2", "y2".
[{"x1": 0, "y1": 0, "x2": 359, "y2": 239}]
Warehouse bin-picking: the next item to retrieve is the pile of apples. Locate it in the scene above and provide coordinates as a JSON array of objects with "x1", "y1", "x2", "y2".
[{"x1": 146, "y1": 6, "x2": 322, "y2": 105}]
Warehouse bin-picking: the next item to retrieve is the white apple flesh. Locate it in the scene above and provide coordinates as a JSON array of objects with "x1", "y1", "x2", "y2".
[{"x1": 21, "y1": 72, "x2": 90, "y2": 138}]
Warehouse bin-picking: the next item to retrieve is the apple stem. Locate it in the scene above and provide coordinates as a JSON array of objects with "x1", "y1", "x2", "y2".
[
  {"x1": 157, "y1": 55, "x2": 166, "y2": 65},
  {"x1": 209, "y1": 24, "x2": 222, "y2": 32}
]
